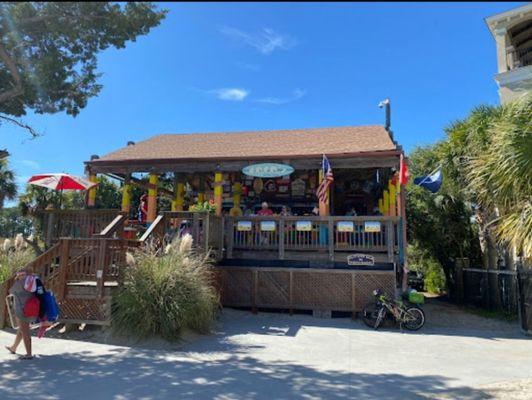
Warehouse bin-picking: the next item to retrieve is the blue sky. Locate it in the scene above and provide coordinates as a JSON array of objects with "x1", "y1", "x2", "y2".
[{"x1": 2, "y1": 2, "x2": 526, "y2": 202}]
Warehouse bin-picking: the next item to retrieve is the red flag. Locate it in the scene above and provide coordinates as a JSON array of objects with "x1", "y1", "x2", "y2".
[{"x1": 399, "y1": 154, "x2": 409, "y2": 185}]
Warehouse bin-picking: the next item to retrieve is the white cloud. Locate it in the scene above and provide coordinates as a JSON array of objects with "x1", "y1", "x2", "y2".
[
  {"x1": 211, "y1": 88, "x2": 250, "y2": 101},
  {"x1": 256, "y1": 89, "x2": 306, "y2": 105},
  {"x1": 220, "y1": 26, "x2": 297, "y2": 55}
]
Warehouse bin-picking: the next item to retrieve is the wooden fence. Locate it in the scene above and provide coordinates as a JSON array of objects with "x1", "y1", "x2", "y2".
[
  {"x1": 139, "y1": 212, "x2": 223, "y2": 257},
  {"x1": 225, "y1": 216, "x2": 398, "y2": 263},
  {"x1": 40, "y1": 209, "x2": 124, "y2": 247},
  {"x1": 216, "y1": 266, "x2": 396, "y2": 313}
]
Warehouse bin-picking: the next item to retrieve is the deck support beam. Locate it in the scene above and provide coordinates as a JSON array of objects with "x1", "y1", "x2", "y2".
[
  {"x1": 147, "y1": 173, "x2": 158, "y2": 223},
  {"x1": 214, "y1": 170, "x2": 223, "y2": 216}
]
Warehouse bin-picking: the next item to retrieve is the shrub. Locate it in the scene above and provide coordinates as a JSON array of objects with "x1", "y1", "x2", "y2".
[
  {"x1": 408, "y1": 242, "x2": 447, "y2": 294},
  {"x1": 112, "y1": 235, "x2": 219, "y2": 340},
  {"x1": 0, "y1": 235, "x2": 35, "y2": 283}
]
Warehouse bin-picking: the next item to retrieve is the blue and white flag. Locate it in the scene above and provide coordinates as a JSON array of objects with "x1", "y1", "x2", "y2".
[{"x1": 414, "y1": 168, "x2": 442, "y2": 193}]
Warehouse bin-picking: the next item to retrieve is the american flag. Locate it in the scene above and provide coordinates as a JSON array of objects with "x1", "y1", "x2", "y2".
[{"x1": 316, "y1": 154, "x2": 333, "y2": 202}]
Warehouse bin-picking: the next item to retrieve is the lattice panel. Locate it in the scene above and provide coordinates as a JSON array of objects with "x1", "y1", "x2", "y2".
[
  {"x1": 292, "y1": 272, "x2": 352, "y2": 310},
  {"x1": 354, "y1": 272, "x2": 395, "y2": 312},
  {"x1": 257, "y1": 271, "x2": 290, "y2": 308},
  {"x1": 220, "y1": 269, "x2": 253, "y2": 306},
  {"x1": 58, "y1": 286, "x2": 113, "y2": 323}
]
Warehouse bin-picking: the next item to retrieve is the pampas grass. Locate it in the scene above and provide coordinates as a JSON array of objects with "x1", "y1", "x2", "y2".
[
  {"x1": 0, "y1": 237, "x2": 35, "y2": 282},
  {"x1": 112, "y1": 235, "x2": 219, "y2": 341}
]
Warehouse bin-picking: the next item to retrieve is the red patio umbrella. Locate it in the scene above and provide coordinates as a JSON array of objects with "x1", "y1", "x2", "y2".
[{"x1": 28, "y1": 173, "x2": 98, "y2": 209}]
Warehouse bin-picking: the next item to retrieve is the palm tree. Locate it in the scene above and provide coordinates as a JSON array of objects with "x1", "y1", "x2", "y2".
[
  {"x1": 0, "y1": 159, "x2": 17, "y2": 209},
  {"x1": 468, "y1": 94, "x2": 532, "y2": 260}
]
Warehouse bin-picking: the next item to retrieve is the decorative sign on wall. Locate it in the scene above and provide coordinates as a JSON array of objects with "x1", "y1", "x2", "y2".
[
  {"x1": 347, "y1": 254, "x2": 375, "y2": 266},
  {"x1": 296, "y1": 221, "x2": 313, "y2": 231},
  {"x1": 364, "y1": 221, "x2": 381, "y2": 233},
  {"x1": 291, "y1": 178, "x2": 306, "y2": 197},
  {"x1": 337, "y1": 221, "x2": 354, "y2": 233},
  {"x1": 243, "y1": 163, "x2": 294, "y2": 178},
  {"x1": 237, "y1": 221, "x2": 252, "y2": 231},
  {"x1": 260, "y1": 221, "x2": 276, "y2": 231}
]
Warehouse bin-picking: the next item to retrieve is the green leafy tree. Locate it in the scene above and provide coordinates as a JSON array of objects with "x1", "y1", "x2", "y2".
[
  {"x1": 0, "y1": 158, "x2": 16, "y2": 209},
  {"x1": 0, "y1": 207, "x2": 32, "y2": 237},
  {"x1": 0, "y1": 2, "x2": 166, "y2": 136},
  {"x1": 467, "y1": 95, "x2": 532, "y2": 260}
]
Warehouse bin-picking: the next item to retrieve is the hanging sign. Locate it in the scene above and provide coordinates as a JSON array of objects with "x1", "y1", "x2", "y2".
[
  {"x1": 237, "y1": 221, "x2": 252, "y2": 231},
  {"x1": 243, "y1": 163, "x2": 294, "y2": 178},
  {"x1": 364, "y1": 221, "x2": 381, "y2": 233},
  {"x1": 337, "y1": 221, "x2": 354, "y2": 233},
  {"x1": 260, "y1": 221, "x2": 276, "y2": 231},
  {"x1": 296, "y1": 221, "x2": 312, "y2": 231},
  {"x1": 347, "y1": 254, "x2": 375, "y2": 266}
]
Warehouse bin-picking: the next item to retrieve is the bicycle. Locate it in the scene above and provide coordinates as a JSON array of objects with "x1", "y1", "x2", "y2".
[{"x1": 362, "y1": 289, "x2": 425, "y2": 331}]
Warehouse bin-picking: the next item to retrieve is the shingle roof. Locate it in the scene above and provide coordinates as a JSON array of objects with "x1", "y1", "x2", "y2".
[{"x1": 93, "y1": 125, "x2": 397, "y2": 164}]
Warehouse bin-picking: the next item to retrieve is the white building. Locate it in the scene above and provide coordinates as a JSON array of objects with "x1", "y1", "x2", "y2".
[{"x1": 486, "y1": 4, "x2": 532, "y2": 103}]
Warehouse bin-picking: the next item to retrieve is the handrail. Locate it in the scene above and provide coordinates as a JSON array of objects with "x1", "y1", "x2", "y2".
[
  {"x1": 94, "y1": 213, "x2": 127, "y2": 238},
  {"x1": 139, "y1": 214, "x2": 166, "y2": 243}
]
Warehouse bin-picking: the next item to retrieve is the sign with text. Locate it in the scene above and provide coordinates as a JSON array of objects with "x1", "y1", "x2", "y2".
[
  {"x1": 296, "y1": 221, "x2": 312, "y2": 231},
  {"x1": 260, "y1": 221, "x2": 276, "y2": 231},
  {"x1": 243, "y1": 163, "x2": 294, "y2": 178},
  {"x1": 347, "y1": 254, "x2": 375, "y2": 266},
  {"x1": 337, "y1": 221, "x2": 354, "y2": 233},
  {"x1": 364, "y1": 221, "x2": 381, "y2": 233},
  {"x1": 237, "y1": 221, "x2": 252, "y2": 231}
]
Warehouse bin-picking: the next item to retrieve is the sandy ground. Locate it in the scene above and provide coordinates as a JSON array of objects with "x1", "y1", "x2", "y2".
[{"x1": 1, "y1": 300, "x2": 531, "y2": 400}]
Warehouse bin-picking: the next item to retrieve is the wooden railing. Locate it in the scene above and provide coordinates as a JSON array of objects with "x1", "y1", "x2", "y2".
[
  {"x1": 139, "y1": 212, "x2": 223, "y2": 257},
  {"x1": 40, "y1": 209, "x2": 123, "y2": 247},
  {"x1": 0, "y1": 237, "x2": 133, "y2": 327},
  {"x1": 225, "y1": 216, "x2": 399, "y2": 263}
]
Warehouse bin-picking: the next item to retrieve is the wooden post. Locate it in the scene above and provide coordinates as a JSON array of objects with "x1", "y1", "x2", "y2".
[
  {"x1": 318, "y1": 169, "x2": 330, "y2": 216},
  {"x1": 45, "y1": 212, "x2": 55, "y2": 248},
  {"x1": 252, "y1": 269, "x2": 258, "y2": 314},
  {"x1": 147, "y1": 173, "x2": 158, "y2": 223},
  {"x1": 58, "y1": 239, "x2": 70, "y2": 301},
  {"x1": 96, "y1": 240, "x2": 107, "y2": 299},
  {"x1": 328, "y1": 218, "x2": 334, "y2": 261},
  {"x1": 351, "y1": 273, "x2": 356, "y2": 319},
  {"x1": 214, "y1": 171, "x2": 223, "y2": 216},
  {"x1": 279, "y1": 217, "x2": 285, "y2": 260},
  {"x1": 289, "y1": 270, "x2": 293, "y2": 315},
  {"x1": 121, "y1": 175, "x2": 131, "y2": 215},
  {"x1": 192, "y1": 212, "x2": 200, "y2": 245},
  {"x1": 386, "y1": 220, "x2": 394, "y2": 263}
]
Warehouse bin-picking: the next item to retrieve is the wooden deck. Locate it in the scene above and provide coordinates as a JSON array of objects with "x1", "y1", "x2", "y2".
[{"x1": 1, "y1": 210, "x2": 402, "y2": 327}]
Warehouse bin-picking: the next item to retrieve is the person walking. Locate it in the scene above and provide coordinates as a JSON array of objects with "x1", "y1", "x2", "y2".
[{"x1": 5, "y1": 269, "x2": 35, "y2": 360}]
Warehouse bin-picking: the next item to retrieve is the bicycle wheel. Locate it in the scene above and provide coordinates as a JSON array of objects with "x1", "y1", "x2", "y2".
[
  {"x1": 362, "y1": 302, "x2": 381, "y2": 328},
  {"x1": 401, "y1": 307, "x2": 425, "y2": 331}
]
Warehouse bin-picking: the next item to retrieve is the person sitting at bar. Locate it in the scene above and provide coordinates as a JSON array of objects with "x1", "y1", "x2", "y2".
[
  {"x1": 257, "y1": 201, "x2": 273, "y2": 216},
  {"x1": 280, "y1": 205, "x2": 292, "y2": 216}
]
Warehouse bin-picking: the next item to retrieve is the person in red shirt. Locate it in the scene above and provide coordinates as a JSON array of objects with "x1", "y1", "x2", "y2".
[{"x1": 257, "y1": 201, "x2": 273, "y2": 216}]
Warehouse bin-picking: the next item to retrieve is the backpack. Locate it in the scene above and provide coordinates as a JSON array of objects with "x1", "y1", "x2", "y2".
[{"x1": 23, "y1": 296, "x2": 40, "y2": 318}]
